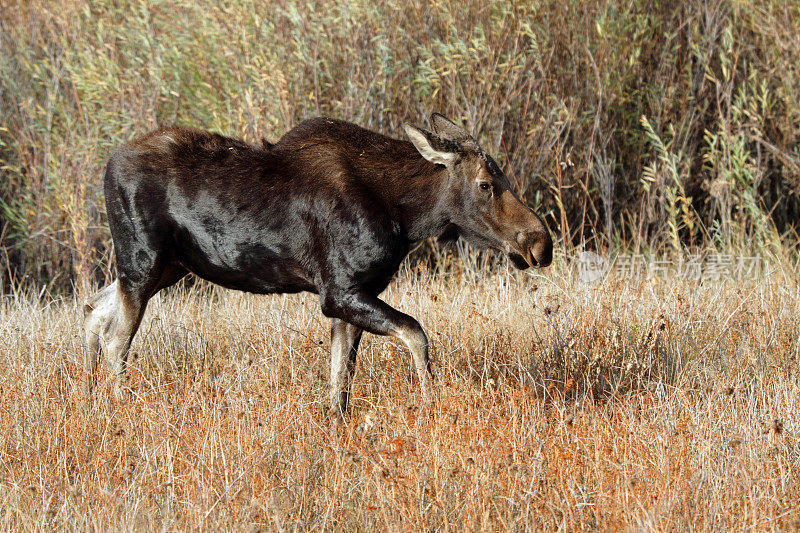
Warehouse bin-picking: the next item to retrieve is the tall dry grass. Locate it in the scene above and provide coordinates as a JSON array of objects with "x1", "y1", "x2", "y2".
[{"x1": 0, "y1": 258, "x2": 798, "y2": 529}]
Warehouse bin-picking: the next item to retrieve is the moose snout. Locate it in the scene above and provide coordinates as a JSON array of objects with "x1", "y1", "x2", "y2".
[
  {"x1": 503, "y1": 191, "x2": 553, "y2": 269},
  {"x1": 516, "y1": 230, "x2": 553, "y2": 268},
  {"x1": 530, "y1": 232, "x2": 553, "y2": 267}
]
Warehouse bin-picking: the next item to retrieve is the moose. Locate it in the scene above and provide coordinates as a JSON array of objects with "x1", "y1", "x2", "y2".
[{"x1": 84, "y1": 114, "x2": 553, "y2": 417}]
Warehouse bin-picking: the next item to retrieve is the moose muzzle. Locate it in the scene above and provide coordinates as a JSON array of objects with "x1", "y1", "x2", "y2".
[{"x1": 515, "y1": 230, "x2": 553, "y2": 268}]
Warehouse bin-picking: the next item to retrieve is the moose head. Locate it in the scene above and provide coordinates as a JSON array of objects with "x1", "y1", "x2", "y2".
[{"x1": 404, "y1": 114, "x2": 553, "y2": 269}]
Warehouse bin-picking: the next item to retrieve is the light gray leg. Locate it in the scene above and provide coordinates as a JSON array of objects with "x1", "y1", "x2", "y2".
[
  {"x1": 83, "y1": 282, "x2": 118, "y2": 396},
  {"x1": 320, "y1": 291, "x2": 435, "y2": 412},
  {"x1": 393, "y1": 324, "x2": 433, "y2": 403},
  {"x1": 83, "y1": 281, "x2": 146, "y2": 398},
  {"x1": 329, "y1": 318, "x2": 363, "y2": 418}
]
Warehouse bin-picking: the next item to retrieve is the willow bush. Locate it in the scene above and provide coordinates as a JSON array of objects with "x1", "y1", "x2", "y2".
[{"x1": 1, "y1": 0, "x2": 798, "y2": 292}]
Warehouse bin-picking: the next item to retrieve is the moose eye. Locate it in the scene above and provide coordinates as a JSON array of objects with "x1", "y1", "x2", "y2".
[{"x1": 479, "y1": 182, "x2": 491, "y2": 191}]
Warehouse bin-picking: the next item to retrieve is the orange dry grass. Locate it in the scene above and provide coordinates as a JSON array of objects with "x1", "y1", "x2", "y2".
[{"x1": 0, "y1": 263, "x2": 798, "y2": 530}]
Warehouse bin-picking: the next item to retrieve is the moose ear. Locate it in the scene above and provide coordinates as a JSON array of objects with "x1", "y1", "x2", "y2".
[
  {"x1": 403, "y1": 123, "x2": 457, "y2": 166},
  {"x1": 430, "y1": 113, "x2": 472, "y2": 143}
]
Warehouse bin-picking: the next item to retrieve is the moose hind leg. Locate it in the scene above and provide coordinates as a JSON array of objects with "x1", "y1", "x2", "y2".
[
  {"x1": 329, "y1": 318, "x2": 363, "y2": 418},
  {"x1": 83, "y1": 281, "x2": 119, "y2": 395},
  {"x1": 83, "y1": 281, "x2": 147, "y2": 397},
  {"x1": 103, "y1": 284, "x2": 148, "y2": 397}
]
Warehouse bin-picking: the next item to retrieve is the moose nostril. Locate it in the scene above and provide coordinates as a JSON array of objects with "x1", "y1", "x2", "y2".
[
  {"x1": 528, "y1": 248, "x2": 539, "y2": 267},
  {"x1": 536, "y1": 238, "x2": 553, "y2": 267}
]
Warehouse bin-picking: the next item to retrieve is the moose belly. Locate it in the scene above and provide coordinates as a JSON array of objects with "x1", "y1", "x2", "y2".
[{"x1": 176, "y1": 238, "x2": 316, "y2": 295}]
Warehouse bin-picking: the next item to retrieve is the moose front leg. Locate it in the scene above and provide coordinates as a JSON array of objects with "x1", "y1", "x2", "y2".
[
  {"x1": 391, "y1": 322, "x2": 432, "y2": 403},
  {"x1": 321, "y1": 291, "x2": 434, "y2": 410},
  {"x1": 330, "y1": 318, "x2": 363, "y2": 418}
]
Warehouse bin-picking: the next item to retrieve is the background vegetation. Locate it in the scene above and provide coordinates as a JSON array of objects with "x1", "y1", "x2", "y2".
[
  {"x1": 1, "y1": 0, "x2": 799, "y2": 292},
  {"x1": 1, "y1": 1, "x2": 799, "y2": 529}
]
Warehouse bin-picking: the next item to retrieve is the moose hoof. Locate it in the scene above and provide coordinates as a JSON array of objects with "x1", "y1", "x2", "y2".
[{"x1": 112, "y1": 379, "x2": 131, "y2": 402}]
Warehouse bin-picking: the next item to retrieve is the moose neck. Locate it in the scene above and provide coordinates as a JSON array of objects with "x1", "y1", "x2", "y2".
[{"x1": 379, "y1": 147, "x2": 453, "y2": 242}]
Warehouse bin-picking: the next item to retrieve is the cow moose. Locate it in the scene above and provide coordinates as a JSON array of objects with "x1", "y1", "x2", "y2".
[{"x1": 84, "y1": 114, "x2": 553, "y2": 417}]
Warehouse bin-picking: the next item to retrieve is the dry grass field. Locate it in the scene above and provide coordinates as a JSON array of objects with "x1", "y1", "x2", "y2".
[
  {"x1": 2, "y1": 0, "x2": 800, "y2": 530},
  {"x1": 1, "y1": 256, "x2": 798, "y2": 530}
]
